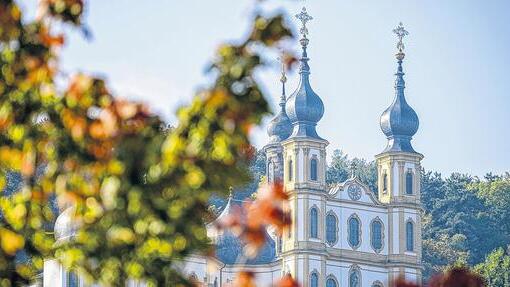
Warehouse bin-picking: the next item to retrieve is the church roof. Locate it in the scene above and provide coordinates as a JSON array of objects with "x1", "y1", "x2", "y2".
[{"x1": 211, "y1": 197, "x2": 276, "y2": 265}]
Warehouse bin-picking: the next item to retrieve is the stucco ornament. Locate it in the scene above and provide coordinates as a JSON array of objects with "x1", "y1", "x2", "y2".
[{"x1": 347, "y1": 184, "x2": 362, "y2": 201}]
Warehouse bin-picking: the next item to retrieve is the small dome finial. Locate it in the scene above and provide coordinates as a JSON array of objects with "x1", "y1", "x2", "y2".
[
  {"x1": 393, "y1": 22, "x2": 409, "y2": 61},
  {"x1": 228, "y1": 186, "x2": 233, "y2": 199},
  {"x1": 277, "y1": 51, "x2": 288, "y2": 104},
  {"x1": 295, "y1": 7, "x2": 313, "y2": 73}
]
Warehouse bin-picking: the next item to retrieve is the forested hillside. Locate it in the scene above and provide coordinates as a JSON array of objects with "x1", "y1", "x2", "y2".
[{"x1": 222, "y1": 148, "x2": 510, "y2": 283}]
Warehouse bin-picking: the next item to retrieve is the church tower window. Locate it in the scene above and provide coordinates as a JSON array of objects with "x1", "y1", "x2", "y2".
[
  {"x1": 288, "y1": 159, "x2": 293, "y2": 181},
  {"x1": 310, "y1": 157, "x2": 318, "y2": 181},
  {"x1": 371, "y1": 218, "x2": 383, "y2": 252},
  {"x1": 310, "y1": 207, "x2": 318, "y2": 238},
  {"x1": 268, "y1": 160, "x2": 274, "y2": 183},
  {"x1": 310, "y1": 272, "x2": 319, "y2": 287},
  {"x1": 383, "y1": 172, "x2": 388, "y2": 192},
  {"x1": 348, "y1": 215, "x2": 361, "y2": 248},
  {"x1": 406, "y1": 170, "x2": 413, "y2": 195},
  {"x1": 326, "y1": 212, "x2": 337, "y2": 245},
  {"x1": 406, "y1": 221, "x2": 414, "y2": 251}
]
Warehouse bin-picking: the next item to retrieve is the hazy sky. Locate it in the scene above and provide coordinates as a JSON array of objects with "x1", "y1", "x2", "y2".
[{"x1": 20, "y1": 1, "x2": 510, "y2": 176}]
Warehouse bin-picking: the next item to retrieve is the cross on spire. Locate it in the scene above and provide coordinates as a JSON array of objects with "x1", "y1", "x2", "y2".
[
  {"x1": 277, "y1": 52, "x2": 287, "y2": 85},
  {"x1": 277, "y1": 52, "x2": 288, "y2": 101},
  {"x1": 350, "y1": 161, "x2": 357, "y2": 178},
  {"x1": 393, "y1": 22, "x2": 409, "y2": 53},
  {"x1": 295, "y1": 7, "x2": 313, "y2": 38}
]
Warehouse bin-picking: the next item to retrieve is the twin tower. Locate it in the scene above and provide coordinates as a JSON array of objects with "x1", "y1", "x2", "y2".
[{"x1": 264, "y1": 8, "x2": 424, "y2": 284}]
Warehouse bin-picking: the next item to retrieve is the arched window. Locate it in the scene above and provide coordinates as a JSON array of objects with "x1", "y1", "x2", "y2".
[
  {"x1": 326, "y1": 213, "x2": 337, "y2": 245},
  {"x1": 348, "y1": 215, "x2": 361, "y2": 248},
  {"x1": 310, "y1": 207, "x2": 318, "y2": 238},
  {"x1": 268, "y1": 160, "x2": 274, "y2": 183},
  {"x1": 288, "y1": 159, "x2": 293, "y2": 181},
  {"x1": 349, "y1": 268, "x2": 361, "y2": 287},
  {"x1": 371, "y1": 219, "x2": 383, "y2": 252},
  {"x1": 310, "y1": 158, "x2": 318, "y2": 181},
  {"x1": 372, "y1": 281, "x2": 384, "y2": 287},
  {"x1": 406, "y1": 221, "x2": 414, "y2": 251},
  {"x1": 326, "y1": 277, "x2": 338, "y2": 287},
  {"x1": 383, "y1": 173, "x2": 388, "y2": 192},
  {"x1": 406, "y1": 170, "x2": 413, "y2": 195},
  {"x1": 310, "y1": 272, "x2": 319, "y2": 287}
]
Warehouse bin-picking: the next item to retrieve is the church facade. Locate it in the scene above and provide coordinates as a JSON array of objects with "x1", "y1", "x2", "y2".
[
  {"x1": 181, "y1": 8, "x2": 424, "y2": 287},
  {"x1": 42, "y1": 7, "x2": 423, "y2": 287}
]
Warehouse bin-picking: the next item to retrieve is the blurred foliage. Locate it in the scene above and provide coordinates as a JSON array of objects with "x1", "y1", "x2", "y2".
[
  {"x1": 394, "y1": 267, "x2": 484, "y2": 287},
  {"x1": 0, "y1": 0, "x2": 293, "y2": 286}
]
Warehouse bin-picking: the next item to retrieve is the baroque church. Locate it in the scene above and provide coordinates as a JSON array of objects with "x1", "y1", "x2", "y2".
[
  {"x1": 42, "y1": 7, "x2": 423, "y2": 287},
  {"x1": 183, "y1": 7, "x2": 423, "y2": 287}
]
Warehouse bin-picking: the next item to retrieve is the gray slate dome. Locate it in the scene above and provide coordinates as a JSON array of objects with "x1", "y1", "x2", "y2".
[
  {"x1": 379, "y1": 53, "x2": 419, "y2": 153},
  {"x1": 213, "y1": 197, "x2": 275, "y2": 265},
  {"x1": 267, "y1": 109, "x2": 292, "y2": 143}
]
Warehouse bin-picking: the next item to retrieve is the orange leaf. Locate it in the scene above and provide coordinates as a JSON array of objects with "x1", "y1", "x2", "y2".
[
  {"x1": 275, "y1": 274, "x2": 300, "y2": 287},
  {"x1": 234, "y1": 271, "x2": 256, "y2": 287}
]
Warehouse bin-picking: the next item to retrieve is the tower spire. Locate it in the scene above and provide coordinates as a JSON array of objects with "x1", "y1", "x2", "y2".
[
  {"x1": 393, "y1": 22, "x2": 408, "y2": 97},
  {"x1": 379, "y1": 22, "x2": 419, "y2": 154},
  {"x1": 265, "y1": 54, "x2": 292, "y2": 144},
  {"x1": 295, "y1": 7, "x2": 313, "y2": 74},
  {"x1": 285, "y1": 7, "x2": 324, "y2": 139},
  {"x1": 277, "y1": 52, "x2": 288, "y2": 108}
]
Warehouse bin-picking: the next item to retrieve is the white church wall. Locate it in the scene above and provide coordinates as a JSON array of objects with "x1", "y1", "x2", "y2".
[
  {"x1": 181, "y1": 255, "x2": 208, "y2": 284},
  {"x1": 361, "y1": 264, "x2": 390, "y2": 287},
  {"x1": 298, "y1": 197, "x2": 305, "y2": 240},
  {"x1": 43, "y1": 259, "x2": 62, "y2": 287},
  {"x1": 392, "y1": 162, "x2": 399, "y2": 196},
  {"x1": 391, "y1": 209, "x2": 399, "y2": 254},
  {"x1": 404, "y1": 267, "x2": 418, "y2": 283},
  {"x1": 298, "y1": 148, "x2": 304, "y2": 182},
  {"x1": 325, "y1": 261, "x2": 389, "y2": 287},
  {"x1": 333, "y1": 202, "x2": 389, "y2": 254}
]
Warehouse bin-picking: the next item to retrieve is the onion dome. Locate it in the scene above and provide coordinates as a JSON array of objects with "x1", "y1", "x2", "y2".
[
  {"x1": 212, "y1": 195, "x2": 275, "y2": 265},
  {"x1": 380, "y1": 23, "x2": 419, "y2": 153},
  {"x1": 54, "y1": 206, "x2": 78, "y2": 242},
  {"x1": 267, "y1": 58, "x2": 292, "y2": 143},
  {"x1": 285, "y1": 7, "x2": 324, "y2": 139}
]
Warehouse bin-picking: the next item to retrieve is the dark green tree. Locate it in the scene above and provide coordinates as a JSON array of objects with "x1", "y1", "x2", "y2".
[{"x1": 326, "y1": 149, "x2": 377, "y2": 194}]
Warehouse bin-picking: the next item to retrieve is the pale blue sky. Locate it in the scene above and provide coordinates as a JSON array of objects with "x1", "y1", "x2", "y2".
[{"x1": 20, "y1": 1, "x2": 510, "y2": 176}]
